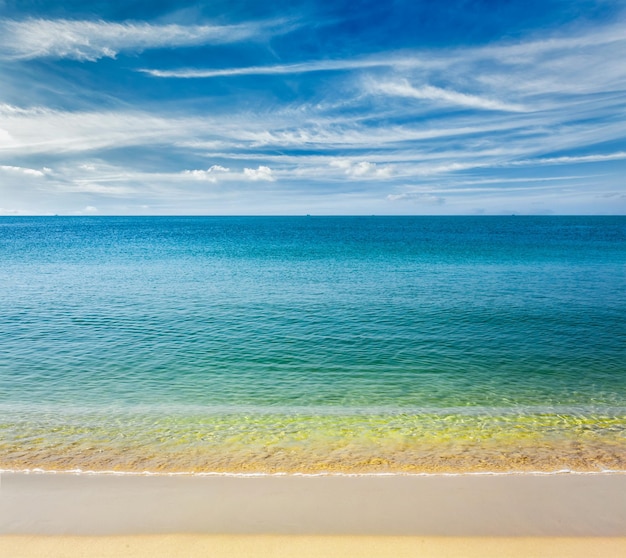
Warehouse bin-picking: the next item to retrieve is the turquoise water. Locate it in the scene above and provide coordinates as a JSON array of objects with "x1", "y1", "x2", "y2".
[{"x1": 1, "y1": 216, "x2": 625, "y2": 473}]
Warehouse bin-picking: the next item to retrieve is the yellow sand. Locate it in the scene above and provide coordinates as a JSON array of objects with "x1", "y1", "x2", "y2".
[{"x1": 2, "y1": 535, "x2": 626, "y2": 558}]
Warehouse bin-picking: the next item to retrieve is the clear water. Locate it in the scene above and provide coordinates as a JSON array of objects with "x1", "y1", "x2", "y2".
[{"x1": 1, "y1": 216, "x2": 624, "y2": 473}]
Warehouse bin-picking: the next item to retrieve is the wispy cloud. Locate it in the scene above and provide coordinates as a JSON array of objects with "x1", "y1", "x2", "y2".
[
  {"x1": 2, "y1": 98, "x2": 624, "y2": 184},
  {"x1": 139, "y1": 20, "x2": 626, "y2": 111},
  {"x1": 476, "y1": 23, "x2": 626, "y2": 64},
  {"x1": 510, "y1": 152, "x2": 626, "y2": 166},
  {"x1": 0, "y1": 18, "x2": 284, "y2": 61},
  {"x1": 0, "y1": 104, "x2": 189, "y2": 153},
  {"x1": 0, "y1": 164, "x2": 48, "y2": 176},
  {"x1": 369, "y1": 79, "x2": 527, "y2": 112},
  {"x1": 140, "y1": 57, "x2": 408, "y2": 78}
]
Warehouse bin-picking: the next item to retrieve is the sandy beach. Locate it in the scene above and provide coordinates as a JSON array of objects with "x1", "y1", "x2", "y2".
[
  {"x1": 2, "y1": 535, "x2": 626, "y2": 558},
  {"x1": 1, "y1": 471, "x2": 625, "y2": 556}
]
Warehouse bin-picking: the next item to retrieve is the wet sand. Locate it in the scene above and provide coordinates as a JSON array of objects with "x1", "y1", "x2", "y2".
[{"x1": 1, "y1": 471, "x2": 625, "y2": 556}]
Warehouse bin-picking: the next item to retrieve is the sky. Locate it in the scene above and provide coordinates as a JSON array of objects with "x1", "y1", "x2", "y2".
[{"x1": 0, "y1": 0, "x2": 625, "y2": 215}]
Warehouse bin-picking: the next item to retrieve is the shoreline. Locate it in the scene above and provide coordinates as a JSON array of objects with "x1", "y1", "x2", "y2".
[
  {"x1": 3, "y1": 467, "x2": 626, "y2": 477},
  {"x1": 5, "y1": 408, "x2": 624, "y2": 475}
]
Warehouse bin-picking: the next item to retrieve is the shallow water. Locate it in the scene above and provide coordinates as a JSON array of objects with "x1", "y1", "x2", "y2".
[{"x1": 1, "y1": 216, "x2": 624, "y2": 473}]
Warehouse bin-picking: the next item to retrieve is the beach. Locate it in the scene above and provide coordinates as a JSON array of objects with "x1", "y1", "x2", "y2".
[{"x1": 1, "y1": 471, "x2": 626, "y2": 556}]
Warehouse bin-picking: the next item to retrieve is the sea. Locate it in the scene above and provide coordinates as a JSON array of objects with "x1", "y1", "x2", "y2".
[{"x1": 1, "y1": 216, "x2": 624, "y2": 474}]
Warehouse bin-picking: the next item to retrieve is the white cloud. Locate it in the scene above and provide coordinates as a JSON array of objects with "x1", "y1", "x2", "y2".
[
  {"x1": 0, "y1": 164, "x2": 46, "y2": 176},
  {"x1": 370, "y1": 79, "x2": 526, "y2": 112},
  {"x1": 84, "y1": 205, "x2": 98, "y2": 213},
  {"x1": 510, "y1": 152, "x2": 626, "y2": 166},
  {"x1": 0, "y1": 18, "x2": 278, "y2": 61},
  {"x1": 182, "y1": 165, "x2": 230, "y2": 181},
  {"x1": 140, "y1": 57, "x2": 398, "y2": 78},
  {"x1": 0, "y1": 128, "x2": 14, "y2": 146},
  {"x1": 0, "y1": 104, "x2": 189, "y2": 154},
  {"x1": 243, "y1": 165, "x2": 274, "y2": 181},
  {"x1": 477, "y1": 24, "x2": 626, "y2": 65},
  {"x1": 330, "y1": 159, "x2": 394, "y2": 179}
]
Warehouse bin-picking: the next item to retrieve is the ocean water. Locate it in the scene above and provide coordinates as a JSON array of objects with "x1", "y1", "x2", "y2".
[{"x1": 1, "y1": 216, "x2": 624, "y2": 473}]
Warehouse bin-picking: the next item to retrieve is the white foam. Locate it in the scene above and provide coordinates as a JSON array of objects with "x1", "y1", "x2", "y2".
[{"x1": 1, "y1": 467, "x2": 625, "y2": 478}]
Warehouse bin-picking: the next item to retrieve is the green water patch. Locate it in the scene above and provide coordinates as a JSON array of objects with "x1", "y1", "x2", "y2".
[{"x1": 2, "y1": 410, "x2": 624, "y2": 474}]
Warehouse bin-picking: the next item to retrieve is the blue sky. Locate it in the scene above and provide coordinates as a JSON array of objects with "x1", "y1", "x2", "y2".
[{"x1": 0, "y1": 0, "x2": 625, "y2": 215}]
